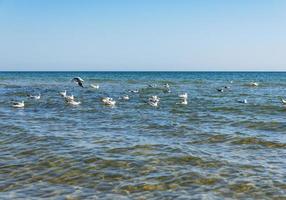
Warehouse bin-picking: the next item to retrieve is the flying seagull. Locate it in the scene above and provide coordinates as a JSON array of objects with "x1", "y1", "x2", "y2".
[{"x1": 72, "y1": 77, "x2": 84, "y2": 88}]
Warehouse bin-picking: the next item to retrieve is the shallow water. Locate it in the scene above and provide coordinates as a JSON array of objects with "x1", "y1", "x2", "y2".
[{"x1": 0, "y1": 72, "x2": 286, "y2": 199}]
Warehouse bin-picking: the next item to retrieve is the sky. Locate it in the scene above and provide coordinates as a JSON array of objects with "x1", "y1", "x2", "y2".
[{"x1": 0, "y1": 0, "x2": 286, "y2": 71}]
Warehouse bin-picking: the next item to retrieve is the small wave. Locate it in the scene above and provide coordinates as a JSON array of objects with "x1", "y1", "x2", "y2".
[{"x1": 231, "y1": 136, "x2": 286, "y2": 148}]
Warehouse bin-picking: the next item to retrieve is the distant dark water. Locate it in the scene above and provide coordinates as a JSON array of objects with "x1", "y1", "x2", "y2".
[{"x1": 0, "y1": 72, "x2": 286, "y2": 199}]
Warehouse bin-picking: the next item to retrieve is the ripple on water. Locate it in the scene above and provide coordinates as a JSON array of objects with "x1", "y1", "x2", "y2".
[{"x1": 1, "y1": 72, "x2": 286, "y2": 199}]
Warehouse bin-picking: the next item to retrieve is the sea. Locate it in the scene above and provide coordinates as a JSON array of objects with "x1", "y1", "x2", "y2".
[{"x1": 0, "y1": 72, "x2": 285, "y2": 199}]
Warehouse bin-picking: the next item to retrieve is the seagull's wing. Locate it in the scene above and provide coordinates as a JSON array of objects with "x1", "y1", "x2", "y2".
[{"x1": 78, "y1": 81, "x2": 84, "y2": 88}]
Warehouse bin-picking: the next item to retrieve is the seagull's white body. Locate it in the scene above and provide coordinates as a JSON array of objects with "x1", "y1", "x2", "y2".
[
  {"x1": 179, "y1": 93, "x2": 188, "y2": 99},
  {"x1": 66, "y1": 99, "x2": 81, "y2": 106},
  {"x1": 250, "y1": 82, "x2": 259, "y2": 87},
  {"x1": 60, "y1": 90, "x2": 67, "y2": 97},
  {"x1": 281, "y1": 98, "x2": 286, "y2": 105},
  {"x1": 29, "y1": 94, "x2": 41, "y2": 100},
  {"x1": 238, "y1": 99, "x2": 248, "y2": 104},
  {"x1": 129, "y1": 90, "x2": 139, "y2": 93},
  {"x1": 105, "y1": 100, "x2": 116, "y2": 106},
  {"x1": 12, "y1": 101, "x2": 25, "y2": 108},
  {"x1": 122, "y1": 95, "x2": 129, "y2": 100},
  {"x1": 102, "y1": 97, "x2": 116, "y2": 106},
  {"x1": 90, "y1": 84, "x2": 99, "y2": 89}
]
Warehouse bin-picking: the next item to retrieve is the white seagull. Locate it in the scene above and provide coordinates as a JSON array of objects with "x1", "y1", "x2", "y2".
[
  {"x1": 66, "y1": 99, "x2": 81, "y2": 106},
  {"x1": 281, "y1": 98, "x2": 286, "y2": 105},
  {"x1": 72, "y1": 77, "x2": 84, "y2": 88},
  {"x1": 102, "y1": 97, "x2": 116, "y2": 106},
  {"x1": 90, "y1": 84, "x2": 99, "y2": 89},
  {"x1": 128, "y1": 89, "x2": 139, "y2": 93},
  {"x1": 250, "y1": 82, "x2": 259, "y2": 87},
  {"x1": 238, "y1": 99, "x2": 248, "y2": 104},
  {"x1": 121, "y1": 95, "x2": 130, "y2": 100},
  {"x1": 12, "y1": 101, "x2": 25, "y2": 108},
  {"x1": 28, "y1": 94, "x2": 41, "y2": 100}
]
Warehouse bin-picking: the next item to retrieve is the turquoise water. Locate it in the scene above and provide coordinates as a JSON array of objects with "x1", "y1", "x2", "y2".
[{"x1": 0, "y1": 72, "x2": 286, "y2": 199}]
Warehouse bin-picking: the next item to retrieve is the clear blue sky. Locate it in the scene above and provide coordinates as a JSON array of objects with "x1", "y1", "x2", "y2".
[{"x1": 0, "y1": 0, "x2": 285, "y2": 71}]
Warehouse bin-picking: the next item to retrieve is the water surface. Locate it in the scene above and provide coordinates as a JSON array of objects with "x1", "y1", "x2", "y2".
[{"x1": 0, "y1": 72, "x2": 286, "y2": 199}]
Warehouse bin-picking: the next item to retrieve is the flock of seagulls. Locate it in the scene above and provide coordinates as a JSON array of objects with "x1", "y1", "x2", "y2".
[{"x1": 9, "y1": 78, "x2": 285, "y2": 109}]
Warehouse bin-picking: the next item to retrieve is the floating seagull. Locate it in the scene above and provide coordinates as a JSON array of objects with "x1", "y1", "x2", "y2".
[
  {"x1": 281, "y1": 98, "x2": 286, "y2": 105},
  {"x1": 147, "y1": 96, "x2": 160, "y2": 107},
  {"x1": 179, "y1": 93, "x2": 188, "y2": 99},
  {"x1": 12, "y1": 101, "x2": 25, "y2": 108},
  {"x1": 72, "y1": 77, "x2": 84, "y2": 88},
  {"x1": 60, "y1": 90, "x2": 67, "y2": 97},
  {"x1": 250, "y1": 82, "x2": 259, "y2": 87},
  {"x1": 28, "y1": 94, "x2": 41, "y2": 100},
  {"x1": 121, "y1": 95, "x2": 130, "y2": 100},
  {"x1": 224, "y1": 86, "x2": 230, "y2": 89},
  {"x1": 66, "y1": 99, "x2": 81, "y2": 106},
  {"x1": 90, "y1": 84, "x2": 99, "y2": 89},
  {"x1": 237, "y1": 99, "x2": 248, "y2": 104},
  {"x1": 128, "y1": 89, "x2": 139, "y2": 93},
  {"x1": 217, "y1": 88, "x2": 224, "y2": 92},
  {"x1": 102, "y1": 97, "x2": 116, "y2": 106}
]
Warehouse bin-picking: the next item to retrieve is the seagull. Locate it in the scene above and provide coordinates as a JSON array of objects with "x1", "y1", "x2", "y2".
[
  {"x1": 12, "y1": 101, "x2": 25, "y2": 108},
  {"x1": 28, "y1": 94, "x2": 41, "y2": 100},
  {"x1": 250, "y1": 82, "x2": 259, "y2": 87},
  {"x1": 60, "y1": 90, "x2": 67, "y2": 97},
  {"x1": 121, "y1": 95, "x2": 129, "y2": 100},
  {"x1": 128, "y1": 89, "x2": 139, "y2": 93},
  {"x1": 102, "y1": 97, "x2": 116, "y2": 106},
  {"x1": 65, "y1": 99, "x2": 81, "y2": 106},
  {"x1": 90, "y1": 84, "x2": 99, "y2": 89},
  {"x1": 147, "y1": 95, "x2": 160, "y2": 107},
  {"x1": 217, "y1": 88, "x2": 224, "y2": 92},
  {"x1": 281, "y1": 98, "x2": 286, "y2": 105},
  {"x1": 238, "y1": 99, "x2": 248, "y2": 104},
  {"x1": 179, "y1": 93, "x2": 188, "y2": 99},
  {"x1": 72, "y1": 77, "x2": 84, "y2": 88}
]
